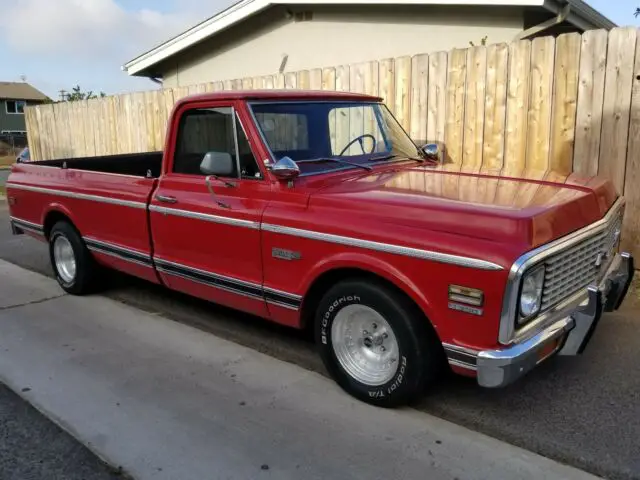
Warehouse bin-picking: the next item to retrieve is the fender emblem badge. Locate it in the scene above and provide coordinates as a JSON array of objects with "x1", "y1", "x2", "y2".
[{"x1": 272, "y1": 248, "x2": 301, "y2": 261}]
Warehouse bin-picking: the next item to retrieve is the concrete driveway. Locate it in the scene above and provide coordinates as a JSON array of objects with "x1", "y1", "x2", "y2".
[
  {"x1": 0, "y1": 203, "x2": 639, "y2": 480},
  {"x1": 0, "y1": 258, "x2": 597, "y2": 480}
]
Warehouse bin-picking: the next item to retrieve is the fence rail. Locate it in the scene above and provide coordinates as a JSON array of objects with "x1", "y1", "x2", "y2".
[{"x1": 24, "y1": 27, "x2": 640, "y2": 260}]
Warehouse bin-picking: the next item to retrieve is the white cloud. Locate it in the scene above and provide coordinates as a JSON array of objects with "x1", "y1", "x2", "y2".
[{"x1": 0, "y1": 0, "x2": 226, "y2": 63}]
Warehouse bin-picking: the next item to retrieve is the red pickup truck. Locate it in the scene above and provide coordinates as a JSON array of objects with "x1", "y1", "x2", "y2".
[{"x1": 6, "y1": 91, "x2": 634, "y2": 407}]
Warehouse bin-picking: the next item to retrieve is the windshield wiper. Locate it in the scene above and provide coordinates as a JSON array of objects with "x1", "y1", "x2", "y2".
[
  {"x1": 296, "y1": 157, "x2": 373, "y2": 171},
  {"x1": 368, "y1": 153, "x2": 425, "y2": 163}
]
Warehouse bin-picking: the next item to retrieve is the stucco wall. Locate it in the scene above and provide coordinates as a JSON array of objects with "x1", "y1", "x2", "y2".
[{"x1": 159, "y1": 5, "x2": 524, "y2": 88}]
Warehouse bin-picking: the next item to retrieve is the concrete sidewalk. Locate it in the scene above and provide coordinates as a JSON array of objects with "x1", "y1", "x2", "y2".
[{"x1": 0, "y1": 259, "x2": 597, "y2": 480}]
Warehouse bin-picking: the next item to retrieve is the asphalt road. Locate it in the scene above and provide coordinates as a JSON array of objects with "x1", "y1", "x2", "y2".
[
  {"x1": 0, "y1": 378, "x2": 125, "y2": 480},
  {"x1": 0, "y1": 170, "x2": 9, "y2": 187},
  {"x1": 1, "y1": 204, "x2": 639, "y2": 480}
]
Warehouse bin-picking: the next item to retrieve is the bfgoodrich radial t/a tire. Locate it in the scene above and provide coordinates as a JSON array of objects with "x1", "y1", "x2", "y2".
[
  {"x1": 315, "y1": 278, "x2": 443, "y2": 407},
  {"x1": 48, "y1": 221, "x2": 99, "y2": 295}
]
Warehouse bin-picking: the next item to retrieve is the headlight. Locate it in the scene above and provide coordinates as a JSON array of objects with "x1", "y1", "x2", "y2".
[{"x1": 519, "y1": 267, "x2": 545, "y2": 323}]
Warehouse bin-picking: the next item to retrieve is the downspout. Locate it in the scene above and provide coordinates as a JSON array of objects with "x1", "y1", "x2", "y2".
[{"x1": 513, "y1": 3, "x2": 571, "y2": 41}]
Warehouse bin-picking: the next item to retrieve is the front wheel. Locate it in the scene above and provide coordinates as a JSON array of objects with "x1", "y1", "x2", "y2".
[
  {"x1": 314, "y1": 279, "x2": 443, "y2": 407},
  {"x1": 49, "y1": 221, "x2": 99, "y2": 295}
]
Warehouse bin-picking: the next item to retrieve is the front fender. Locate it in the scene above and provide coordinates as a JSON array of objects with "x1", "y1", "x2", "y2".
[{"x1": 299, "y1": 251, "x2": 438, "y2": 329}]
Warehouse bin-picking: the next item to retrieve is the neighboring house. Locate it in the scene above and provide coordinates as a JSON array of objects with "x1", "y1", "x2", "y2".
[
  {"x1": 0, "y1": 82, "x2": 48, "y2": 135},
  {"x1": 123, "y1": 0, "x2": 615, "y2": 88}
]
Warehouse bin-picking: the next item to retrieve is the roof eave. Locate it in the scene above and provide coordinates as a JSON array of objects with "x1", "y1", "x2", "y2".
[
  {"x1": 124, "y1": 0, "x2": 617, "y2": 79},
  {"x1": 543, "y1": 0, "x2": 616, "y2": 30}
]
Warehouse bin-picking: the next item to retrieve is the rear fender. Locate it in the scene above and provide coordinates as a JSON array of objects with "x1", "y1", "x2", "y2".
[{"x1": 42, "y1": 203, "x2": 80, "y2": 238}]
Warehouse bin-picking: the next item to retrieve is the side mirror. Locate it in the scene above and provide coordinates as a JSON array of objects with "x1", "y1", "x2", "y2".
[
  {"x1": 200, "y1": 151, "x2": 234, "y2": 177},
  {"x1": 421, "y1": 143, "x2": 440, "y2": 160},
  {"x1": 270, "y1": 156, "x2": 300, "y2": 181}
]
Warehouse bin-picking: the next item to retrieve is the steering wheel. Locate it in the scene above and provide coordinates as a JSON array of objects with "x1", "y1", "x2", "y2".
[{"x1": 338, "y1": 134, "x2": 377, "y2": 156}]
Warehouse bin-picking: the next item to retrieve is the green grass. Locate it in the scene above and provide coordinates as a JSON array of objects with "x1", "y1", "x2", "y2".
[{"x1": 0, "y1": 156, "x2": 14, "y2": 169}]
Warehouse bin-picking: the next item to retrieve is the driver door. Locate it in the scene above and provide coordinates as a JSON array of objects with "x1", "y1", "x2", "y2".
[{"x1": 150, "y1": 100, "x2": 271, "y2": 317}]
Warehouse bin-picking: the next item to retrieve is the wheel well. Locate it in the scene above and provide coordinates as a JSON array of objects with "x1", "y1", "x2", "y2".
[
  {"x1": 43, "y1": 211, "x2": 74, "y2": 239},
  {"x1": 300, "y1": 268, "x2": 435, "y2": 335}
]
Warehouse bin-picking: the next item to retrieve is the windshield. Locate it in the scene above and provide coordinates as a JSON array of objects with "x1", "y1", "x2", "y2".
[{"x1": 250, "y1": 101, "x2": 420, "y2": 174}]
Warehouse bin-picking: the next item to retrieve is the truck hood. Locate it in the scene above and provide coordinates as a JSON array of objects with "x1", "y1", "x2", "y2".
[{"x1": 308, "y1": 164, "x2": 618, "y2": 249}]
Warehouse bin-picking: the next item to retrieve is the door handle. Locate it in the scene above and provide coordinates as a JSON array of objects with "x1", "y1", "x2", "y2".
[{"x1": 156, "y1": 195, "x2": 177, "y2": 204}]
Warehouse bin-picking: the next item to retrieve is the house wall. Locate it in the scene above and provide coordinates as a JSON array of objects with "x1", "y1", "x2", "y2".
[
  {"x1": 0, "y1": 100, "x2": 30, "y2": 132},
  {"x1": 159, "y1": 5, "x2": 524, "y2": 88}
]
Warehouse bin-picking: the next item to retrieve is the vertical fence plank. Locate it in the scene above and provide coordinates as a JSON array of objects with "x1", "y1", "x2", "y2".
[
  {"x1": 410, "y1": 54, "x2": 429, "y2": 145},
  {"x1": 550, "y1": 33, "x2": 581, "y2": 176},
  {"x1": 284, "y1": 73, "x2": 297, "y2": 89},
  {"x1": 445, "y1": 48, "x2": 467, "y2": 170},
  {"x1": 334, "y1": 65, "x2": 350, "y2": 153},
  {"x1": 462, "y1": 46, "x2": 487, "y2": 172},
  {"x1": 322, "y1": 67, "x2": 336, "y2": 90},
  {"x1": 621, "y1": 33, "x2": 640, "y2": 260},
  {"x1": 427, "y1": 52, "x2": 447, "y2": 163},
  {"x1": 482, "y1": 43, "x2": 508, "y2": 175},
  {"x1": 310, "y1": 69, "x2": 322, "y2": 90},
  {"x1": 525, "y1": 36, "x2": 555, "y2": 177},
  {"x1": 600, "y1": 27, "x2": 637, "y2": 193},
  {"x1": 503, "y1": 40, "x2": 531, "y2": 177},
  {"x1": 242, "y1": 78, "x2": 253, "y2": 90},
  {"x1": 297, "y1": 70, "x2": 310, "y2": 89},
  {"x1": 263, "y1": 75, "x2": 275, "y2": 90},
  {"x1": 574, "y1": 30, "x2": 608, "y2": 176},
  {"x1": 394, "y1": 56, "x2": 412, "y2": 132},
  {"x1": 379, "y1": 59, "x2": 395, "y2": 112},
  {"x1": 24, "y1": 107, "x2": 38, "y2": 160}
]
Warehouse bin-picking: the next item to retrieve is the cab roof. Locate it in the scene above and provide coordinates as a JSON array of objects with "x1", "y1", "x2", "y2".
[{"x1": 175, "y1": 89, "x2": 383, "y2": 106}]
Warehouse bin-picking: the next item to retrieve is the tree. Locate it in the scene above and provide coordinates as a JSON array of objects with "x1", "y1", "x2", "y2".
[
  {"x1": 635, "y1": 7, "x2": 640, "y2": 17},
  {"x1": 469, "y1": 35, "x2": 488, "y2": 47},
  {"x1": 59, "y1": 85, "x2": 106, "y2": 102}
]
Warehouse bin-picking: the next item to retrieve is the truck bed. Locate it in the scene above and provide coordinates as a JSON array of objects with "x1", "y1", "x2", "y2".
[{"x1": 33, "y1": 151, "x2": 163, "y2": 178}]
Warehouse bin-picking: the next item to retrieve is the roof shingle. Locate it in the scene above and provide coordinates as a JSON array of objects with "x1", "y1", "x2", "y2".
[{"x1": 0, "y1": 82, "x2": 48, "y2": 101}]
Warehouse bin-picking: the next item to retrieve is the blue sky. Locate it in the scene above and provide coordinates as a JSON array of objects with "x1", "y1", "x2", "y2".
[{"x1": 0, "y1": 0, "x2": 635, "y2": 99}]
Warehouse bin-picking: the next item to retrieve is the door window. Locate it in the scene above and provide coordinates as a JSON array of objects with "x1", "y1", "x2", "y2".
[{"x1": 173, "y1": 107, "x2": 261, "y2": 179}]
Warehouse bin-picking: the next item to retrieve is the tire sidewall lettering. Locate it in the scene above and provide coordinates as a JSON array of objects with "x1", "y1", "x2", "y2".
[
  {"x1": 320, "y1": 295, "x2": 360, "y2": 344},
  {"x1": 367, "y1": 355, "x2": 408, "y2": 398}
]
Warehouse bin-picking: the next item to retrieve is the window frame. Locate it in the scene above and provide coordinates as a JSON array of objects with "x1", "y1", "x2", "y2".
[
  {"x1": 170, "y1": 104, "x2": 262, "y2": 180},
  {"x1": 5, "y1": 100, "x2": 26, "y2": 115},
  {"x1": 247, "y1": 100, "x2": 415, "y2": 177}
]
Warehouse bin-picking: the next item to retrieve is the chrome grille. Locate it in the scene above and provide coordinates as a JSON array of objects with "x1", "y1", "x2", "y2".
[{"x1": 541, "y1": 212, "x2": 622, "y2": 311}]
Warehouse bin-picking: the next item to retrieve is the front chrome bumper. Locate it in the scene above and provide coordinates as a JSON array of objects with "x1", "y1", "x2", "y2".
[{"x1": 476, "y1": 252, "x2": 635, "y2": 388}]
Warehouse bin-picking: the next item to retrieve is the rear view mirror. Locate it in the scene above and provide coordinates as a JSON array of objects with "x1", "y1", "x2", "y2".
[{"x1": 200, "y1": 151, "x2": 234, "y2": 177}]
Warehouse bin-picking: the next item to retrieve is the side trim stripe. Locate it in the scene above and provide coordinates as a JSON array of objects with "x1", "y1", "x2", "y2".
[
  {"x1": 7, "y1": 184, "x2": 501, "y2": 271},
  {"x1": 448, "y1": 359, "x2": 478, "y2": 371},
  {"x1": 149, "y1": 205, "x2": 260, "y2": 230},
  {"x1": 261, "y1": 223, "x2": 504, "y2": 271},
  {"x1": 84, "y1": 237, "x2": 152, "y2": 265},
  {"x1": 88, "y1": 245, "x2": 152, "y2": 269},
  {"x1": 155, "y1": 260, "x2": 264, "y2": 301},
  {"x1": 154, "y1": 258, "x2": 302, "y2": 309},
  {"x1": 443, "y1": 343, "x2": 479, "y2": 368},
  {"x1": 10, "y1": 217, "x2": 44, "y2": 235},
  {"x1": 6, "y1": 183, "x2": 147, "y2": 209}
]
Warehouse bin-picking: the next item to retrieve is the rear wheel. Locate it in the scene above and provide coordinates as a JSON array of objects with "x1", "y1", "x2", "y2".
[
  {"x1": 49, "y1": 221, "x2": 99, "y2": 295},
  {"x1": 314, "y1": 279, "x2": 443, "y2": 407}
]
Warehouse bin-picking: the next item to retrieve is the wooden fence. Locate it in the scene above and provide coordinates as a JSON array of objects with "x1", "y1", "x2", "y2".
[{"x1": 25, "y1": 27, "x2": 640, "y2": 259}]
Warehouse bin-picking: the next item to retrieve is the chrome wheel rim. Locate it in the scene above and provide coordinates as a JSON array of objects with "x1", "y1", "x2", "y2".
[
  {"x1": 53, "y1": 236, "x2": 76, "y2": 283},
  {"x1": 331, "y1": 304, "x2": 400, "y2": 386}
]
